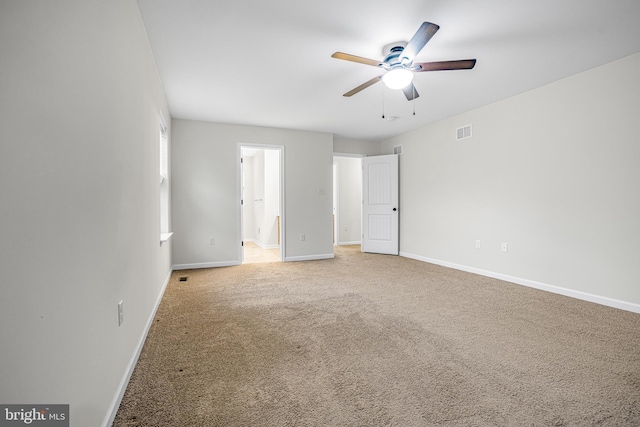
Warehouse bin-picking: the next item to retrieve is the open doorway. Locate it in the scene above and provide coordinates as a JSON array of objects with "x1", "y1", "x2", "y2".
[
  {"x1": 240, "y1": 145, "x2": 284, "y2": 263},
  {"x1": 332, "y1": 155, "x2": 363, "y2": 247}
]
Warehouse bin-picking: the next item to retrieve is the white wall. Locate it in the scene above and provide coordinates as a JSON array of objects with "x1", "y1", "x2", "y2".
[
  {"x1": 251, "y1": 150, "x2": 266, "y2": 244},
  {"x1": 242, "y1": 149, "x2": 279, "y2": 248},
  {"x1": 334, "y1": 156, "x2": 363, "y2": 245},
  {"x1": 242, "y1": 156, "x2": 256, "y2": 241},
  {"x1": 382, "y1": 53, "x2": 640, "y2": 312},
  {"x1": 264, "y1": 149, "x2": 280, "y2": 247},
  {"x1": 172, "y1": 120, "x2": 334, "y2": 267},
  {"x1": 334, "y1": 136, "x2": 383, "y2": 156},
  {"x1": 0, "y1": 1, "x2": 171, "y2": 426}
]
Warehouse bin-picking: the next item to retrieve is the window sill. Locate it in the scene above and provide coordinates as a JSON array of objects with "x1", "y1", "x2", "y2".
[{"x1": 160, "y1": 232, "x2": 174, "y2": 245}]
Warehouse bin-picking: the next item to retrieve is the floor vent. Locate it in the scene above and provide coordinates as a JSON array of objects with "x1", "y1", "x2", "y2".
[
  {"x1": 393, "y1": 145, "x2": 403, "y2": 155},
  {"x1": 456, "y1": 124, "x2": 472, "y2": 140},
  {"x1": 179, "y1": 277, "x2": 188, "y2": 282}
]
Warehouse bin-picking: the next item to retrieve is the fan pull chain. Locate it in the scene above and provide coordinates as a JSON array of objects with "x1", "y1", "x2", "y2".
[
  {"x1": 381, "y1": 88, "x2": 385, "y2": 119},
  {"x1": 413, "y1": 86, "x2": 416, "y2": 116}
]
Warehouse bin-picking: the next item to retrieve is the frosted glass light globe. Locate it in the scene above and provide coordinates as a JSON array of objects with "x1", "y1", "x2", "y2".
[{"x1": 382, "y1": 68, "x2": 413, "y2": 89}]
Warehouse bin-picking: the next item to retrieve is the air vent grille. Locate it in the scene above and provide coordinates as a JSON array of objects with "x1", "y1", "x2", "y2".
[{"x1": 456, "y1": 124, "x2": 472, "y2": 140}]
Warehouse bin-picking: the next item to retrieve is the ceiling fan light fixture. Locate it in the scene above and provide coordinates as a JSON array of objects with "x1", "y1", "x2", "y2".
[{"x1": 382, "y1": 68, "x2": 413, "y2": 90}]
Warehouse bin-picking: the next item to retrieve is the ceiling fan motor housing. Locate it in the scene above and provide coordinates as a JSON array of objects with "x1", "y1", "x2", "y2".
[{"x1": 382, "y1": 41, "x2": 408, "y2": 67}]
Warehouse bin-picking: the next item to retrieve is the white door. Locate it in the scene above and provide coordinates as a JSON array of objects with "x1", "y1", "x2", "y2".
[{"x1": 362, "y1": 154, "x2": 399, "y2": 255}]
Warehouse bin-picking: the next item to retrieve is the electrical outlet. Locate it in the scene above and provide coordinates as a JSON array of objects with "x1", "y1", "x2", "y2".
[
  {"x1": 345, "y1": 225, "x2": 349, "y2": 232},
  {"x1": 501, "y1": 242, "x2": 508, "y2": 252},
  {"x1": 209, "y1": 237, "x2": 215, "y2": 245},
  {"x1": 300, "y1": 233, "x2": 305, "y2": 241},
  {"x1": 118, "y1": 301, "x2": 124, "y2": 326},
  {"x1": 475, "y1": 240, "x2": 481, "y2": 249}
]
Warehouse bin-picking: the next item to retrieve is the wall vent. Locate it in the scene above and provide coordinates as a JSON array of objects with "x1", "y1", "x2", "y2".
[
  {"x1": 393, "y1": 145, "x2": 403, "y2": 155},
  {"x1": 456, "y1": 124, "x2": 472, "y2": 140}
]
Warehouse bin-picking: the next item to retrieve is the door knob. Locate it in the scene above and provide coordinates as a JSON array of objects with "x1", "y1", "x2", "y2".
[{"x1": 393, "y1": 208, "x2": 397, "y2": 211}]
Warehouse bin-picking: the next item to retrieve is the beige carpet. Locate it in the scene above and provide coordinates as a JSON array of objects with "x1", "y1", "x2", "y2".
[{"x1": 114, "y1": 245, "x2": 640, "y2": 426}]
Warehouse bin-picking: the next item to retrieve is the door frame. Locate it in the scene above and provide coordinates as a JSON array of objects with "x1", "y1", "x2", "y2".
[
  {"x1": 333, "y1": 162, "x2": 338, "y2": 245},
  {"x1": 237, "y1": 143, "x2": 285, "y2": 262}
]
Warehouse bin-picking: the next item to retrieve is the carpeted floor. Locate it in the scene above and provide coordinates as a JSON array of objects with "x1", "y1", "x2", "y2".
[{"x1": 114, "y1": 245, "x2": 640, "y2": 426}]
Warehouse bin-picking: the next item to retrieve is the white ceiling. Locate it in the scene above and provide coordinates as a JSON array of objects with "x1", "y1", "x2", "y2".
[{"x1": 137, "y1": 0, "x2": 640, "y2": 142}]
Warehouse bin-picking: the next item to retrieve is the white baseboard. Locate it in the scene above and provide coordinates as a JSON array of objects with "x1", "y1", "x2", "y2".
[
  {"x1": 336, "y1": 241, "x2": 361, "y2": 246},
  {"x1": 103, "y1": 269, "x2": 172, "y2": 427},
  {"x1": 285, "y1": 253, "x2": 334, "y2": 262},
  {"x1": 255, "y1": 240, "x2": 279, "y2": 250},
  {"x1": 173, "y1": 260, "x2": 241, "y2": 270},
  {"x1": 400, "y1": 252, "x2": 640, "y2": 314},
  {"x1": 244, "y1": 238, "x2": 279, "y2": 250},
  {"x1": 175, "y1": 252, "x2": 332, "y2": 266}
]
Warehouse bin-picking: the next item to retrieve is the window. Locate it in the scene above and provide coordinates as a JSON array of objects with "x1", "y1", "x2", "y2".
[
  {"x1": 159, "y1": 117, "x2": 172, "y2": 243},
  {"x1": 160, "y1": 120, "x2": 168, "y2": 182}
]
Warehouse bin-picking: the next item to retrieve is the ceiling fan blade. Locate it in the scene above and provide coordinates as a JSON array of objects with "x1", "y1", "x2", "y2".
[
  {"x1": 402, "y1": 83, "x2": 420, "y2": 101},
  {"x1": 400, "y1": 22, "x2": 440, "y2": 65},
  {"x1": 414, "y1": 59, "x2": 477, "y2": 72},
  {"x1": 332, "y1": 52, "x2": 384, "y2": 68},
  {"x1": 343, "y1": 75, "x2": 383, "y2": 97}
]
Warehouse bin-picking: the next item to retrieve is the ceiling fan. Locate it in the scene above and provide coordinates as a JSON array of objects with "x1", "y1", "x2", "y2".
[{"x1": 331, "y1": 22, "x2": 476, "y2": 100}]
